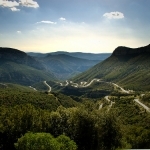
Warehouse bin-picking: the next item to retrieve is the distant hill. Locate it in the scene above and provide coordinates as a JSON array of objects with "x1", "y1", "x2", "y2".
[
  {"x1": 73, "y1": 44, "x2": 150, "y2": 91},
  {"x1": 50, "y1": 51, "x2": 111, "y2": 60},
  {"x1": 27, "y1": 51, "x2": 111, "y2": 60},
  {"x1": 27, "y1": 52, "x2": 47, "y2": 58},
  {"x1": 38, "y1": 54, "x2": 100, "y2": 80},
  {"x1": 27, "y1": 51, "x2": 111, "y2": 80},
  {"x1": 0, "y1": 47, "x2": 55, "y2": 85}
]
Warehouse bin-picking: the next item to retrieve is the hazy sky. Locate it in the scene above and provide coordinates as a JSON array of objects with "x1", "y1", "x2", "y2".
[{"x1": 0, "y1": 0, "x2": 150, "y2": 53}]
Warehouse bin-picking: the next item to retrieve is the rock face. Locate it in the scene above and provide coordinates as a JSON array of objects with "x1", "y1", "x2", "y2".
[
  {"x1": 0, "y1": 47, "x2": 44, "y2": 70},
  {"x1": 112, "y1": 44, "x2": 150, "y2": 56}
]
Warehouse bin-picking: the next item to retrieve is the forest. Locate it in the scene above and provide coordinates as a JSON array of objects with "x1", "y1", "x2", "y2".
[{"x1": 0, "y1": 85, "x2": 150, "y2": 150}]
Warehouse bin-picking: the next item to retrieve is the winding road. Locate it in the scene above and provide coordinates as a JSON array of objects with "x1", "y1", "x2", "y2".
[
  {"x1": 43, "y1": 81, "x2": 51, "y2": 93},
  {"x1": 65, "y1": 80, "x2": 69, "y2": 86},
  {"x1": 65, "y1": 78, "x2": 102, "y2": 88},
  {"x1": 82, "y1": 78, "x2": 101, "y2": 87},
  {"x1": 29, "y1": 86, "x2": 37, "y2": 91},
  {"x1": 134, "y1": 99, "x2": 150, "y2": 113},
  {"x1": 59, "y1": 78, "x2": 131, "y2": 93},
  {"x1": 99, "y1": 103, "x2": 103, "y2": 110},
  {"x1": 58, "y1": 79, "x2": 150, "y2": 112},
  {"x1": 105, "y1": 96, "x2": 111, "y2": 102},
  {"x1": 112, "y1": 83, "x2": 130, "y2": 93},
  {"x1": 104, "y1": 96, "x2": 115, "y2": 111}
]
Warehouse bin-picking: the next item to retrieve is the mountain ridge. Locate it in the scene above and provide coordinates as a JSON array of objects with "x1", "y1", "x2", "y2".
[
  {"x1": 113, "y1": 44, "x2": 150, "y2": 56},
  {"x1": 38, "y1": 53, "x2": 100, "y2": 80},
  {"x1": 28, "y1": 51, "x2": 111, "y2": 60},
  {"x1": 0, "y1": 47, "x2": 45, "y2": 70},
  {"x1": 0, "y1": 47, "x2": 55, "y2": 85},
  {"x1": 73, "y1": 44, "x2": 150, "y2": 90}
]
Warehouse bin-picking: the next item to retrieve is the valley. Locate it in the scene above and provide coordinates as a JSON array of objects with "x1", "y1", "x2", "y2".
[
  {"x1": 1, "y1": 0, "x2": 150, "y2": 148},
  {"x1": 28, "y1": 52, "x2": 110, "y2": 80},
  {"x1": 0, "y1": 44, "x2": 150, "y2": 150},
  {"x1": 31, "y1": 77, "x2": 150, "y2": 114}
]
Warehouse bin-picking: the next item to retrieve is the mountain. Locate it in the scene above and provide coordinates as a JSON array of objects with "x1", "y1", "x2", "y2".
[
  {"x1": 0, "y1": 47, "x2": 55, "y2": 85},
  {"x1": 27, "y1": 51, "x2": 111, "y2": 60},
  {"x1": 73, "y1": 44, "x2": 150, "y2": 90},
  {"x1": 38, "y1": 54, "x2": 100, "y2": 80},
  {"x1": 27, "y1": 52, "x2": 47, "y2": 58},
  {"x1": 0, "y1": 47, "x2": 45, "y2": 70},
  {"x1": 50, "y1": 51, "x2": 111, "y2": 60}
]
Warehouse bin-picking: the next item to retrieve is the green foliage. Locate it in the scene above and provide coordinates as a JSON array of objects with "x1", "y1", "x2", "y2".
[
  {"x1": 0, "y1": 103, "x2": 122, "y2": 150},
  {"x1": 141, "y1": 94, "x2": 150, "y2": 107},
  {"x1": 0, "y1": 85, "x2": 78, "y2": 110},
  {"x1": 56, "y1": 135, "x2": 77, "y2": 150},
  {"x1": 97, "y1": 113, "x2": 122, "y2": 150},
  {"x1": 15, "y1": 132, "x2": 77, "y2": 150},
  {"x1": 1, "y1": 86, "x2": 150, "y2": 150},
  {"x1": 110, "y1": 95, "x2": 150, "y2": 149},
  {"x1": 124, "y1": 126, "x2": 150, "y2": 149}
]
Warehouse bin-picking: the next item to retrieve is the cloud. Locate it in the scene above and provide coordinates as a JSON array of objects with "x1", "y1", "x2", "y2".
[
  {"x1": 103, "y1": 11, "x2": 124, "y2": 19},
  {"x1": 11, "y1": 7, "x2": 20, "y2": 11},
  {"x1": 19, "y1": 0, "x2": 39, "y2": 8},
  {"x1": 0, "y1": 0, "x2": 19, "y2": 8},
  {"x1": 0, "y1": 0, "x2": 39, "y2": 11},
  {"x1": 59, "y1": 17, "x2": 66, "y2": 21},
  {"x1": 36, "y1": 21, "x2": 57, "y2": 24},
  {"x1": 17, "y1": 31, "x2": 21, "y2": 34}
]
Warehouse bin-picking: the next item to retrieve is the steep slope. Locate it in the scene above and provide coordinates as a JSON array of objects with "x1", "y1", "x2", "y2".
[
  {"x1": 0, "y1": 47, "x2": 55, "y2": 85},
  {"x1": 73, "y1": 44, "x2": 150, "y2": 90},
  {"x1": 38, "y1": 54, "x2": 100, "y2": 80}
]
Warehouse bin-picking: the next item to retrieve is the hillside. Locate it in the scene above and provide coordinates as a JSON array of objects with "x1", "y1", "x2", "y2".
[
  {"x1": 0, "y1": 83, "x2": 79, "y2": 110},
  {"x1": 73, "y1": 44, "x2": 150, "y2": 90},
  {"x1": 0, "y1": 47, "x2": 45, "y2": 70},
  {"x1": 0, "y1": 47, "x2": 55, "y2": 85},
  {"x1": 38, "y1": 54, "x2": 100, "y2": 80}
]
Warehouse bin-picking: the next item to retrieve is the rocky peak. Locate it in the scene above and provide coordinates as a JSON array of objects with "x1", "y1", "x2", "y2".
[{"x1": 112, "y1": 44, "x2": 150, "y2": 56}]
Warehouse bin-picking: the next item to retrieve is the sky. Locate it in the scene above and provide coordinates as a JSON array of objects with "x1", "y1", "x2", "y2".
[{"x1": 0, "y1": 0, "x2": 150, "y2": 53}]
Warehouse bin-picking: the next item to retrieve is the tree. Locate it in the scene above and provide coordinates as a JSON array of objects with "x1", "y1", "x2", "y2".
[
  {"x1": 15, "y1": 132, "x2": 60, "y2": 150},
  {"x1": 56, "y1": 134, "x2": 77, "y2": 150},
  {"x1": 97, "y1": 112, "x2": 122, "y2": 150},
  {"x1": 15, "y1": 132, "x2": 77, "y2": 150}
]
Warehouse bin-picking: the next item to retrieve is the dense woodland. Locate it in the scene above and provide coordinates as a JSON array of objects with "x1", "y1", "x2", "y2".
[{"x1": 0, "y1": 84, "x2": 150, "y2": 150}]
